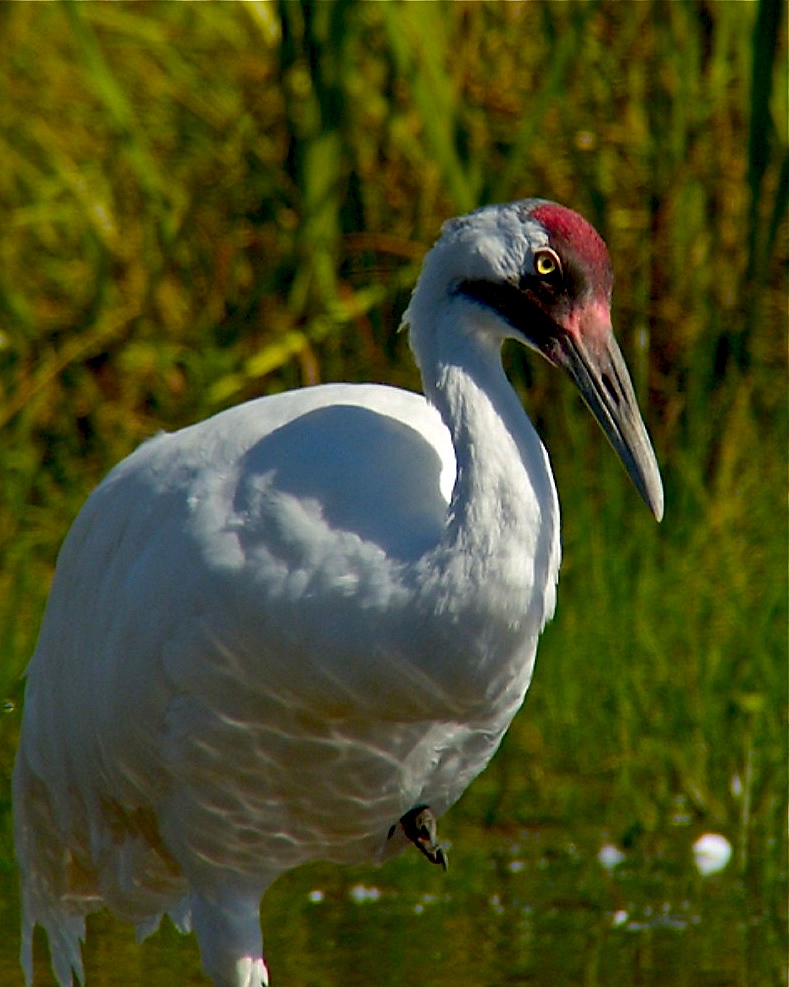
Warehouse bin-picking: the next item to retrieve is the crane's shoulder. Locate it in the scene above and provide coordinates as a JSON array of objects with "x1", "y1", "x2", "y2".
[
  {"x1": 112, "y1": 383, "x2": 454, "y2": 495},
  {"x1": 102, "y1": 383, "x2": 455, "y2": 563},
  {"x1": 43, "y1": 384, "x2": 456, "y2": 651}
]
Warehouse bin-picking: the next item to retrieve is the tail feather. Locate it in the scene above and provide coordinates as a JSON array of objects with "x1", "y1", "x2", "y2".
[
  {"x1": 15, "y1": 745, "x2": 190, "y2": 984},
  {"x1": 20, "y1": 895, "x2": 86, "y2": 987},
  {"x1": 133, "y1": 894, "x2": 192, "y2": 944},
  {"x1": 46, "y1": 915, "x2": 87, "y2": 987}
]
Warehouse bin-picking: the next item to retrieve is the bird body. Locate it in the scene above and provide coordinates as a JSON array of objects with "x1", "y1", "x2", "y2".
[{"x1": 14, "y1": 200, "x2": 662, "y2": 987}]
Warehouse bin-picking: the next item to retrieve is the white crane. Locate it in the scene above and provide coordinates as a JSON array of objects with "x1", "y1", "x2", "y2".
[{"x1": 13, "y1": 199, "x2": 663, "y2": 987}]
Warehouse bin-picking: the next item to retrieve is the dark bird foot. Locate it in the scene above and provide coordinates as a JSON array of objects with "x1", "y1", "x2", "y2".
[{"x1": 396, "y1": 804, "x2": 449, "y2": 871}]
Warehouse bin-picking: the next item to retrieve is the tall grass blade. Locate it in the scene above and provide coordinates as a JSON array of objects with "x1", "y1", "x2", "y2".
[
  {"x1": 382, "y1": 3, "x2": 475, "y2": 212},
  {"x1": 492, "y1": 2, "x2": 596, "y2": 203}
]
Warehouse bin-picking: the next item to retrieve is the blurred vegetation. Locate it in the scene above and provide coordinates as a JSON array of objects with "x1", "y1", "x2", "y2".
[{"x1": 0, "y1": 0, "x2": 786, "y2": 982}]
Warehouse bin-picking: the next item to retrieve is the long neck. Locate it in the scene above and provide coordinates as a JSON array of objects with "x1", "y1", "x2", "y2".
[{"x1": 413, "y1": 303, "x2": 560, "y2": 631}]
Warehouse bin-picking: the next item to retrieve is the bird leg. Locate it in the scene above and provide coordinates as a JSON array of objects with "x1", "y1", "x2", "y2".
[
  {"x1": 396, "y1": 805, "x2": 449, "y2": 871},
  {"x1": 191, "y1": 889, "x2": 269, "y2": 987}
]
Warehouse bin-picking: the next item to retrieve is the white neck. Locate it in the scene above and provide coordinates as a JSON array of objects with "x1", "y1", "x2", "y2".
[{"x1": 410, "y1": 297, "x2": 561, "y2": 636}]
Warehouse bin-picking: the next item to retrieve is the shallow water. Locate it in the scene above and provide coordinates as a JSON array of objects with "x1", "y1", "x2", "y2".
[{"x1": 1, "y1": 818, "x2": 783, "y2": 987}]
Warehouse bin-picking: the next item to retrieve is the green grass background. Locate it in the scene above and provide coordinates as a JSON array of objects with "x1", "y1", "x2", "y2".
[{"x1": 0, "y1": 1, "x2": 786, "y2": 983}]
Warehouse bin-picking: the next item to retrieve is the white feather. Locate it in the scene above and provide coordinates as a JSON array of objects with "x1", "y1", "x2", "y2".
[{"x1": 14, "y1": 202, "x2": 564, "y2": 987}]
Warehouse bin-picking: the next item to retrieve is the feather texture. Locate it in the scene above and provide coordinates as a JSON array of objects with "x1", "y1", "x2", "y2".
[{"x1": 14, "y1": 200, "x2": 661, "y2": 987}]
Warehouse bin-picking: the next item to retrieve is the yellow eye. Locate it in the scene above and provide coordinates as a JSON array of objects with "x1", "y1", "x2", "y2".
[{"x1": 535, "y1": 250, "x2": 559, "y2": 277}]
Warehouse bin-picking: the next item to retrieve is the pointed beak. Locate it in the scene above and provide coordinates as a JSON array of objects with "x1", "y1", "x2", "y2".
[{"x1": 553, "y1": 302, "x2": 664, "y2": 521}]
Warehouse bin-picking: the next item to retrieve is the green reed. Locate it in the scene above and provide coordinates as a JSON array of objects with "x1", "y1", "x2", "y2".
[{"x1": 0, "y1": 3, "x2": 785, "y2": 951}]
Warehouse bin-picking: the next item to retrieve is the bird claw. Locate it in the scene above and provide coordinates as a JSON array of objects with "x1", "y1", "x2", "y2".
[{"x1": 396, "y1": 805, "x2": 449, "y2": 872}]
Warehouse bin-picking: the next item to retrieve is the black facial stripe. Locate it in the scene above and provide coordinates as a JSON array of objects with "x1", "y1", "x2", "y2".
[{"x1": 455, "y1": 278, "x2": 561, "y2": 349}]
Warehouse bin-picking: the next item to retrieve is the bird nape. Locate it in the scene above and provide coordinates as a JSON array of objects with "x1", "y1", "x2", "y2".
[{"x1": 13, "y1": 199, "x2": 662, "y2": 987}]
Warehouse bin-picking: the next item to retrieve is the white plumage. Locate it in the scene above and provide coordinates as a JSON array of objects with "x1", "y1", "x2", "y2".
[{"x1": 13, "y1": 200, "x2": 662, "y2": 986}]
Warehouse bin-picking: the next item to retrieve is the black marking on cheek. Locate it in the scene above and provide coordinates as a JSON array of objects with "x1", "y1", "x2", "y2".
[
  {"x1": 454, "y1": 278, "x2": 525, "y2": 323},
  {"x1": 455, "y1": 278, "x2": 561, "y2": 352}
]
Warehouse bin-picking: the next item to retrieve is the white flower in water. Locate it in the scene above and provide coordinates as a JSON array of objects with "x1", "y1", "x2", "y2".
[
  {"x1": 692, "y1": 833, "x2": 732, "y2": 875},
  {"x1": 598, "y1": 843, "x2": 626, "y2": 870},
  {"x1": 348, "y1": 884, "x2": 382, "y2": 904}
]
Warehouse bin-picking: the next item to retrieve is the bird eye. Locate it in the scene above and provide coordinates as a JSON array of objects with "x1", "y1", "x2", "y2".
[{"x1": 535, "y1": 250, "x2": 560, "y2": 278}]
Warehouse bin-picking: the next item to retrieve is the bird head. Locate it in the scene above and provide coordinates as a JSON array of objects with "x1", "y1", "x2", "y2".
[{"x1": 406, "y1": 200, "x2": 664, "y2": 521}]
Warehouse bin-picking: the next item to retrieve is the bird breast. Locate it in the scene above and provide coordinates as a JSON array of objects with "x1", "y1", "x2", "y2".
[{"x1": 158, "y1": 390, "x2": 553, "y2": 727}]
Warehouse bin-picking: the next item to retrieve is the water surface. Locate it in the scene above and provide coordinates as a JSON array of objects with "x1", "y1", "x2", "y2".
[{"x1": 1, "y1": 816, "x2": 782, "y2": 987}]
